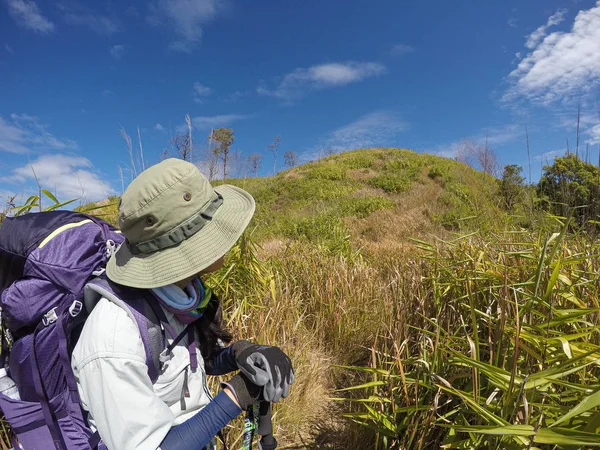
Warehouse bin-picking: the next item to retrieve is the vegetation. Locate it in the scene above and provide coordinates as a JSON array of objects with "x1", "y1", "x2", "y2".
[
  {"x1": 3, "y1": 148, "x2": 600, "y2": 449},
  {"x1": 538, "y1": 154, "x2": 600, "y2": 228}
]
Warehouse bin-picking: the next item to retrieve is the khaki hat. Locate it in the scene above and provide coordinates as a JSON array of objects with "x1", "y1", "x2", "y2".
[{"x1": 106, "y1": 158, "x2": 255, "y2": 288}]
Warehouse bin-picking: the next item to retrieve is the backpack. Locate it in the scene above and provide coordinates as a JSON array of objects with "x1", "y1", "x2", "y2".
[{"x1": 0, "y1": 211, "x2": 169, "y2": 450}]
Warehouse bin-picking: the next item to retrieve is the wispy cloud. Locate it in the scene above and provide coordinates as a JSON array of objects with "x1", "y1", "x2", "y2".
[
  {"x1": 587, "y1": 124, "x2": 600, "y2": 145},
  {"x1": 320, "y1": 111, "x2": 408, "y2": 151},
  {"x1": 507, "y1": 16, "x2": 519, "y2": 28},
  {"x1": 390, "y1": 44, "x2": 414, "y2": 56},
  {"x1": 525, "y1": 8, "x2": 567, "y2": 49},
  {"x1": 0, "y1": 114, "x2": 77, "y2": 154},
  {"x1": 504, "y1": 2, "x2": 600, "y2": 105},
  {"x1": 110, "y1": 44, "x2": 126, "y2": 59},
  {"x1": 534, "y1": 149, "x2": 565, "y2": 162},
  {"x1": 478, "y1": 124, "x2": 523, "y2": 146},
  {"x1": 148, "y1": 0, "x2": 229, "y2": 53},
  {"x1": 5, "y1": 0, "x2": 55, "y2": 34},
  {"x1": 258, "y1": 61, "x2": 387, "y2": 101},
  {"x1": 63, "y1": 12, "x2": 120, "y2": 35},
  {"x1": 1, "y1": 154, "x2": 114, "y2": 201},
  {"x1": 193, "y1": 82, "x2": 212, "y2": 103},
  {"x1": 154, "y1": 123, "x2": 166, "y2": 132},
  {"x1": 189, "y1": 113, "x2": 251, "y2": 130},
  {"x1": 4, "y1": 44, "x2": 14, "y2": 54},
  {"x1": 224, "y1": 90, "x2": 244, "y2": 103}
]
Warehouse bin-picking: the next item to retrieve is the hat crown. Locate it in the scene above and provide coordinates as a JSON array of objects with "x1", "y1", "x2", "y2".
[{"x1": 118, "y1": 158, "x2": 214, "y2": 245}]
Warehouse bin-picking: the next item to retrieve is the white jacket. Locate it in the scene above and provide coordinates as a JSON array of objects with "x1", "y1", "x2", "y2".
[{"x1": 71, "y1": 297, "x2": 215, "y2": 450}]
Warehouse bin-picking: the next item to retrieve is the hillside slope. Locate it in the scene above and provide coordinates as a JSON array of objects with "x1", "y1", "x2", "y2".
[{"x1": 225, "y1": 148, "x2": 503, "y2": 257}]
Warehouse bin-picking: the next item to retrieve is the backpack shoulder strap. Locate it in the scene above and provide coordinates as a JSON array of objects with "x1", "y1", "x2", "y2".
[{"x1": 84, "y1": 277, "x2": 164, "y2": 383}]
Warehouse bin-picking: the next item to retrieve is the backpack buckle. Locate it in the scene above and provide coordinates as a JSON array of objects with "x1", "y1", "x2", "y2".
[
  {"x1": 69, "y1": 300, "x2": 83, "y2": 317},
  {"x1": 42, "y1": 307, "x2": 58, "y2": 326},
  {"x1": 159, "y1": 348, "x2": 173, "y2": 364}
]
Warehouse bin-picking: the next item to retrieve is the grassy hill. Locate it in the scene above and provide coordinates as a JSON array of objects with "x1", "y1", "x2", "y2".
[
  {"x1": 78, "y1": 149, "x2": 600, "y2": 449},
  {"x1": 92, "y1": 147, "x2": 506, "y2": 255}
]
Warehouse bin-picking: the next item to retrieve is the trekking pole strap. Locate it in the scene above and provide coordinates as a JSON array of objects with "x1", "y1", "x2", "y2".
[{"x1": 257, "y1": 402, "x2": 277, "y2": 450}]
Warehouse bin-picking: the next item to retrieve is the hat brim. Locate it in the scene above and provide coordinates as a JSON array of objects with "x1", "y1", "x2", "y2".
[{"x1": 106, "y1": 184, "x2": 255, "y2": 289}]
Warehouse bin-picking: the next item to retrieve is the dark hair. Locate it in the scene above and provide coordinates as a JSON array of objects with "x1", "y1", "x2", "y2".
[{"x1": 194, "y1": 291, "x2": 232, "y2": 359}]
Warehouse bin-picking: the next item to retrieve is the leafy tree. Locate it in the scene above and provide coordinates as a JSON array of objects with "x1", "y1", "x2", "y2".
[
  {"x1": 538, "y1": 154, "x2": 600, "y2": 225},
  {"x1": 500, "y1": 164, "x2": 525, "y2": 210},
  {"x1": 247, "y1": 153, "x2": 263, "y2": 177},
  {"x1": 211, "y1": 128, "x2": 235, "y2": 178},
  {"x1": 284, "y1": 150, "x2": 297, "y2": 168}
]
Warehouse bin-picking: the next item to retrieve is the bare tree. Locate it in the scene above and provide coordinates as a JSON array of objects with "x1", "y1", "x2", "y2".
[
  {"x1": 455, "y1": 136, "x2": 499, "y2": 176},
  {"x1": 284, "y1": 150, "x2": 297, "y2": 168},
  {"x1": 186, "y1": 115, "x2": 193, "y2": 162},
  {"x1": 230, "y1": 150, "x2": 248, "y2": 178},
  {"x1": 170, "y1": 133, "x2": 194, "y2": 162},
  {"x1": 198, "y1": 144, "x2": 219, "y2": 181},
  {"x1": 268, "y1": 135, "x2": 281, "y2": 175},
  {"x1": 247, "y1": 153, "x2": 263, "y2": 177},
  {"x1": 323, "y1": 146, "x2": 335, "y2": 158}
]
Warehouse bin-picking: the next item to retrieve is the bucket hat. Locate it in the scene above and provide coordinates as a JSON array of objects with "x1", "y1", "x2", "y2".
[{"x1": 106, "y1": 158, "x2": 255, "y2": 288}]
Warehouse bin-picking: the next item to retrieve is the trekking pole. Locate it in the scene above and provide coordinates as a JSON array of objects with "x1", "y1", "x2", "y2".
[
  {"x1": 241, "y1": 401, "x2": 277, "y2": 450},
  {"x1": 241, "y1": 403, "x2": 258, "y2": 450}
]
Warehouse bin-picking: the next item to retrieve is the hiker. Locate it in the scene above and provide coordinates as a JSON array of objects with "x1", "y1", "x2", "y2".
[{"x1": 70, "y1": 158, "x2": 294, "y2": 449}]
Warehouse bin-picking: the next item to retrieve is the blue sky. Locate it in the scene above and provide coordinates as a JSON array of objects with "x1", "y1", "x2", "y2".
[{"x1": 1, "y1": 0, "x2": 600, "y2": 203}]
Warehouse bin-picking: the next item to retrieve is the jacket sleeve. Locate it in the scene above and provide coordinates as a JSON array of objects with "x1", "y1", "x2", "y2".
[{"x1": 204, "y1": 345, "x2": 238, "y2": 375}]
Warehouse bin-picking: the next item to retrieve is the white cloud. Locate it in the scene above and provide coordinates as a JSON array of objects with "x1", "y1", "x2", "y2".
[
  {"x1": 587, "y1": 124, "x2": 600, "y2": 145},
  {"x1": 0, "y1": 114, "x2": 77, "y2": 153},
  {"x1": 534, "y1": 149, "x2": 565, "y2": 162},
  {"x1": 505, "y1": 2, "x2": 600, "y2": 105},
  {"x1": 63, "y1": 12, "x2": 120, "y2": 35},
  {"x1": 154, "y1": 123, "x2": 166, "y2": 132},
  {"x1": 508, "y1": 16, "x2": 519, "y2": 28},
  {"x1": 525, "y1": 8, "x2": 567, "y2": 49},
  {"x1": 148, "y1": 0, "x2": 228, "y2": 53},
  {"x1": 224, "y1": 90, "x2": 244, "y2": 102},
  {"x1": 110, "y1": 44, "x2": 126, "y2": 59},
  {"x1": 479, "y1": 124, "x2": 523, "y2": 146},
  {"x1": 193, "y1": 82, "x2": 212, "y2": 103},
  {"x1": 4, "y1": 44, "x2": 14, "y2": 54},
  {"x1": 321, "y1": 111, "x2": 408, "y2": 151},
  {"x1": 390, "y1": 44, "x2": 414, "y2": 56},
  {"x1": 258, "y1": 61, "x2": 387, "y2": 101},
  {"x1": 5, "y1": 0, "x2": 55, "y2": 34},
  {"x1": 189, "y1": 113, "x2": 251, "y2": 130},
  {"x1": 2, "y1": 154, "x2": 114, "y2": 202}
]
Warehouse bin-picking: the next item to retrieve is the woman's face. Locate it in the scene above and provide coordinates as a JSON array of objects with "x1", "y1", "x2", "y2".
[{"x1": 175, "y1": 256, "x2": 225, "y2": 288}]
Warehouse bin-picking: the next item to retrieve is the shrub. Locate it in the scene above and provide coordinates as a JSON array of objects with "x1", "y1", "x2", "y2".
[{"x1": 368, "y1": 174, "x2": 412, "y2": 193}]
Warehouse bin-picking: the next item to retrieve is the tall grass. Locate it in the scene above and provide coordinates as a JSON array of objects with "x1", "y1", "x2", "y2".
[
  {"x1": 334, "y1": 221, "x2": 600, "y2": 449},
  {"x1": 4, "y1": 150, "x2": 600, "y2": 449}
]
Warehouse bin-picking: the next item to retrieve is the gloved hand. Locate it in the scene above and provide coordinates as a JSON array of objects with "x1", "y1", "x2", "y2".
[
  {"x1": 223, "y1": 373, "x2": 262, "y2": 411},
  {"x1": 231, "y1": 340, "x2": 294, "y2": 403}
]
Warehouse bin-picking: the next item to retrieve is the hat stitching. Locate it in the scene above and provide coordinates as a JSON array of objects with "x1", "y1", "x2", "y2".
[{"x1": 121, "y1": 164, "x2": 196, "y2": 220}]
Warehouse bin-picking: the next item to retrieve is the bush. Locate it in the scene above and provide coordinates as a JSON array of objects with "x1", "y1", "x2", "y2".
[
  {"x1": 368, "y1": 174, "x2": 412, "y2": 193},
  {"x1": 337, "y1": 196, "x2": 395, "y2": 218},
  {"x1": 304, "y1": 164, "x2": 347, "y2": 181}
]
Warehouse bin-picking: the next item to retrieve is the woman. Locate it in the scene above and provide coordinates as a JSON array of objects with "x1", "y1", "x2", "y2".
[{"x1": 71, "y1": 158, "x2": 294, "y2": 450}]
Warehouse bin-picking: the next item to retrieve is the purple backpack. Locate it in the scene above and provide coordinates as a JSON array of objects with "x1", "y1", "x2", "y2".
[{"x1": 0, "y1": 211, "x2": 166, "y2": 450}]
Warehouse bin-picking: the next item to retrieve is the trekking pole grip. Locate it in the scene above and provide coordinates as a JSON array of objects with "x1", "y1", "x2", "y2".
[{"x1": 257, "y1": 401, "x2": 277, "y2": 450}]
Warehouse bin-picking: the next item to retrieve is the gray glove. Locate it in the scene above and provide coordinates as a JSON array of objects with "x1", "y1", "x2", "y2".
[
  {"x1": 231, "y1": 340, "x2": 294, "y2": 403},
  {"x1": 223, "y1": 373, "x2": 262, "y2": 411}
]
